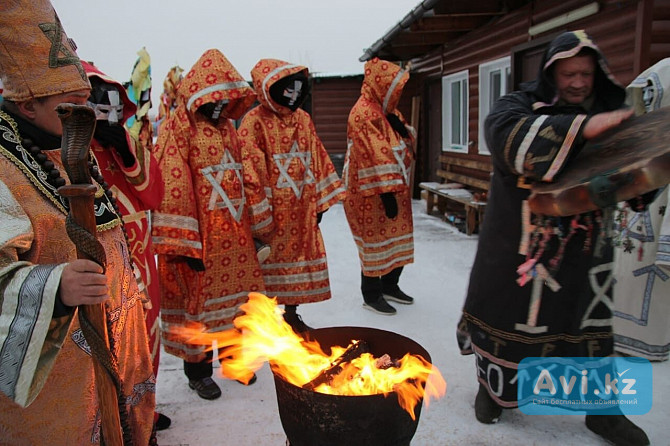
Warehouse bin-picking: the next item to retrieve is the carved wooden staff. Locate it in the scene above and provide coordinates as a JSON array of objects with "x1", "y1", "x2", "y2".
[{"x1": 56, "y1": 104, "x2": 130, "y2": 446}]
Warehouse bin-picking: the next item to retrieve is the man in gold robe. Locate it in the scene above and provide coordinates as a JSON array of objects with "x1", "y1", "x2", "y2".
[{"x1": 0, "y1": 1, "x2": 155, "y2": 444}]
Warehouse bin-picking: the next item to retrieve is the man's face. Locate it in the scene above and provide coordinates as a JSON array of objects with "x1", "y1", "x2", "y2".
[
  {"x1": 30, "y1": 89, "x2": 90, "y2": 136},
  {"x1": 554, "y1": 54, "x2": 595, "y2": 105}
]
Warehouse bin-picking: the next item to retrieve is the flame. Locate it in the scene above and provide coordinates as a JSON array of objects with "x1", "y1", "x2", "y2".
[{"x1": 174, "y1": 292, "x2": 446, "y2": 419}]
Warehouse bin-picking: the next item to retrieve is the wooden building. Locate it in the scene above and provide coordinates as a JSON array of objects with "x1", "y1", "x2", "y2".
[
  {"x1": 360, "y1": 0, "x2": 670, "y2": 195},
  {"x1": 308, "y1": 73, "x2": 364, "y2": 175}
]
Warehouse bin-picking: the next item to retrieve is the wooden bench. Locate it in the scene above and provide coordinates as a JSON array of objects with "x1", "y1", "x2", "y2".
[{"x1": 419, "y1": 155, "x2": 491, "y2": 235}]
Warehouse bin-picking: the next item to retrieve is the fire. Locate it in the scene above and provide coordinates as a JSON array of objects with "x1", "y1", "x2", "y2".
[{"x1": 175, "y1": 292, "x2": 446, "y2": 419}]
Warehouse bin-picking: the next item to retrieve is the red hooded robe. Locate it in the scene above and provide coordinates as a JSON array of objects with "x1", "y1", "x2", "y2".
[
  {"x1": 239, "y1": 59, "x2": 345, "y2": 305},
  {"x1": 152, "y1": 49, "x2": 267, "y2": 362}
]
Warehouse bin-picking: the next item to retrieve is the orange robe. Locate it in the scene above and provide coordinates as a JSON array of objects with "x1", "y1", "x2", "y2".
[
  {"x1": 152, "y1": 49, "x2": 266, "y2": 363},
  {"x1": 239, "y1": 59, "x2": 345, "y2": 305},
  {"x1": 343, "y1": 58, "x2": 415, "y2": 277},
  {"x1": 0, "y1": 110, "x2": 155, "y2": 445}
]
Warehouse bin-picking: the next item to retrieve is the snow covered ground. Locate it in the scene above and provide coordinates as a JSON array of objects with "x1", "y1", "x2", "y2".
[{"x1": 156, "y1": 200, "x2": 669, "y2": 446}]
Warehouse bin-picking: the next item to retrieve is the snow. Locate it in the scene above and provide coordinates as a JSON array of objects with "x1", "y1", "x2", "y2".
[{"x1": 156, "y1": 200, "x2": 669, "y2": 446}]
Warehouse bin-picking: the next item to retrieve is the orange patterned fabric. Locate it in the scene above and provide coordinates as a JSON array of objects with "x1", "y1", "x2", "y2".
[
  {"x1": 239, "y1": 59, "x2": 345, "y2": 305},
  {"x1": 0, "y1": 0, "x2": 90, "y2": 101},
  {"x1": 0, "y1": 113, "x2": 155, "y2": 445},
  {"x1": 152, "y1": 49, "x2": 266, "y2": 362},
  {"x1": 343, "y1": 58, "x2": 415, "y2": 276},
  {"x1": 85, "y1": 61, "x2": 164, "y2": 374}
]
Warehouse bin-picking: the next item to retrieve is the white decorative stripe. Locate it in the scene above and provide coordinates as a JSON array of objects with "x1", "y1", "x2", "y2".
[
  {"x1": 362, "y1": 254, "x2": 414, "y2": 272},
  {"x1": 186, "y1": 81, "x2": 250, "y2": 110},
  {"x1": 358, "y1": 241, "x2": 414, "y2": 262},
  {"x1": 262, "y1": 64, "x2": 302, "y2": 113},
  {"x1": 261, "y1": 257, "x2": 327, "y2": 270},
  {"x1": 316, "y1": 173, "x2": 340, "y2": 192},
  {"x1": 161, "y1": 338, "x2": 209, "y2": 356},
  {"x1": 251, "y1": 217, "x2": 273, "y2": 232},
  {"x1": 359, "y1": 179, "x2": 404, "y2": 191},
  {"x1": 152, "y1": 236, "x2": 202, "y2": 250},
  {"x1": 152, "y1": 213, "x2": 199, "y2": 231},
  {"x1": 270, "y1": 286, "x2": 331, "y2": 298},
  {"x1": 317, "y1": 186, "x2": 345, "y2": 206},
  {"x1": 514, "y1": 115, "x2": 548, "y2": 174},
  {"x1": 204, "y1": 291, "x2": 254, "y2": 308},
  {"x1": 383, "y1": 68, "x2": 407, "y2": 114},
  {"x1": 358, "y1": 164, "x2": 402, "y2": 179},
  {"x1": 263, "y1": 270, "x2": 329, "y2": 285},
  {"x1": 542, "y1": 115, "x2": 586, "y2": 182},
  {"x1": 353, "y1": 233, "x2": 413, "y2": 249},
  {"x1": 251, "y1": 198, "x2": 271, "y2": 215},
  {"x1": 264, "y1": 186, "x2": 273, "y2": 198}
]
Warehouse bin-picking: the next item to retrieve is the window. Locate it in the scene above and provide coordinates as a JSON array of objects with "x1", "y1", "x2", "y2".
[
  {"x1": 478, "y1": 57, "x2": 511, "y2": 155},
  {"x1": 441, "y1": 70, "x2": 469, "y2": 153}
]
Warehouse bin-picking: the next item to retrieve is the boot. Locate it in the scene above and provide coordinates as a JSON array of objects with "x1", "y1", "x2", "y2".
[
  {"x1": 362, "y1": 273, "x2": 396, "y2": 315},
  {"x1": 381, "y1": 266, "x2": 414, "y2": 304},
  {"x1": 585, "y1": 414, "x2": 650, "y2": 446},
  {"x1": 475, "y1": 383, "x2": 502, "y2": 424},
  {"x1": 283, "y1": 305, "x2": 312, "y2": 334},
  {"x1": 184, "y1": 352, "x2": 221, "y2": 400}
]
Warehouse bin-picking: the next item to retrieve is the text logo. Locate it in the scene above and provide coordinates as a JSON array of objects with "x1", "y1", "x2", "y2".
[{"x1": 518, "y1": 357, "x2": 652, "y2": 415}]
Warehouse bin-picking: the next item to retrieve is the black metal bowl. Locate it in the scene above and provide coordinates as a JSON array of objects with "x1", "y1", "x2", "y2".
[{"x1": 272, "y1": 326, "x2": 432, "y2": 446}]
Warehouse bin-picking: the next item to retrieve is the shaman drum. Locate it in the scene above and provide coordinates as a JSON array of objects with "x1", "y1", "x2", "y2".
[{"x1": 528, "y1": 107, "x2": 670, "y2": 216}]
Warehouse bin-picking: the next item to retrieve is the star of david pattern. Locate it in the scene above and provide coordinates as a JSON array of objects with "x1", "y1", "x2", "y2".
[
  {"x1": 273, "y1": 139, "x2": 315, "y2": 198},
  {"x1": 38, "y1": 17, "x2": 86, "y2": 81},
  {"x1": 201, "y1": 148, "x2": 246, "y2": 222}
]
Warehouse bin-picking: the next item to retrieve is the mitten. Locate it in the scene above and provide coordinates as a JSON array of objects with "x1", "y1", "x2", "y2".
[
  {"x1": 184, "y1": 256, "x2": 206, "y2": 272},
  {"x1": 386, "y1": 113, "x2": 409, "y2": 138},
  {"x1": 380, "y1": 192, "x2": 398, "y2": 219},
  {"x1": 95, "y1": 122, "x2": 134, "y2": 167}
]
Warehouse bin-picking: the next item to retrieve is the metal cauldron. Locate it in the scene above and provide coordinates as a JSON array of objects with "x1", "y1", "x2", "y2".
[{"x1": 272, "y1": 326, "x2": 431, "y2": 446}]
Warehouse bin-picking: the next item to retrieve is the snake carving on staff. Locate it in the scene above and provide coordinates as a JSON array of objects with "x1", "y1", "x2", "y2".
[{"x1": 56, "y1": 103, "x2": 132, "y2": 446}]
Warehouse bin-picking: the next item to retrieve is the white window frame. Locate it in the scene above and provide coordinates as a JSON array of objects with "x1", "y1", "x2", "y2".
[
  {"x1": 478, "y1": 57, "x2": 511, "y2": 155},
  {"x1": 441, "y1": 70, "x2": 469, "y2": 153}
]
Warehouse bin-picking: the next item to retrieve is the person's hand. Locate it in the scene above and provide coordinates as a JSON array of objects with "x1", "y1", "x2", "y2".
[
  {"x1": 94, "y1": 122, "x2": 134, "y2": 167},
  {"x1": 380, "y1": 192, "x2": 398, "y2": 219},
  {"x1": 58, "y1": 259, "x2": 109, "y2": 307},
  {"x1": 582, "y1": 108, "x2": 634, "y2": 140},
  {"x1": 386, "y1": 113, "x2": 410, "y2": 138},
  {"x1": 184, "y1": 256, "x2": 206, "y2": 272}
]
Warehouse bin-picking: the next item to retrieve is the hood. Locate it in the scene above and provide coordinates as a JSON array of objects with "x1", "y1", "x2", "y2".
[
  {"x1": 81, "y1": 60, "x2": 136, "y2": 124},
  {"x1": 361, "y1": 57, "x2": 409, "y2": 114},
  {"x1": 250, "y1": 58, "x2": 309, "y2": 114},
  {"x1": 523, "y1": 30, "x2": 625, "y2": 110},
  {"x1": 178, "y1": 49, "x2": 256, "y2": 120}
]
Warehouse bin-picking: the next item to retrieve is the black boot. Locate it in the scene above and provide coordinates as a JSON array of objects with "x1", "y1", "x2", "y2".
[
  {"x1": 474, "y1": 383, "x2": 502, "y2": 424},
  {"x1": 381, "y1": 266, "x2": 414, "y2": 304},
  {"x1": 184, "y1": 352, "x2": 221, "y2": 400},
  {"x1": 283, "y1": 305, "x2": 312, "y2": 334},
  {"x1": 361, "y1": 272, "x2": 396, "y2": 315},
  {"x1": 585, "y1": 414, "x2": 650, "y2": 446}
]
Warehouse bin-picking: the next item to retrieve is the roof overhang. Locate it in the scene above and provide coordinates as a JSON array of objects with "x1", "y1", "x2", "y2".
[{"x1": 360, "y1": 0, "x2": 532, "y2": 63}]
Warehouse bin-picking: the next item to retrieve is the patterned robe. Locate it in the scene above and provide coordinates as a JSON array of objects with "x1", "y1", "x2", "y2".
[
  {"x1": 238, "y1": 58, "x2": 345, "y2": 305},
  {"x1": 343, "y1": 58, "x2": 415, "y2": 277},
  {"x1": 613, "y1": 58, "x2": 670, "y2": 361},
  {"x1": 85, "y1": 61, "x2": 165, "y2": 375},
  {"x1": 0, "y1": 110, "x2": 155, "y2": 445},
  {"x1": 457, "y1": 31, "x2": 627, "y2": 407},
  {"x1": 152, "y1": 49, "x2": 266, "y2": 363}
]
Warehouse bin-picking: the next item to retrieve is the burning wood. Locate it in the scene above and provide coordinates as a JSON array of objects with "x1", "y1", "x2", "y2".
[{"x1": 302, "y1": 340, "x2": 370, "y2": 391}]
